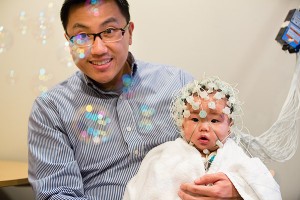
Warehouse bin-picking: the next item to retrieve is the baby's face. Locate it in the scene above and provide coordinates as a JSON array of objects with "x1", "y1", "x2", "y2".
[{"x1": 182, "y1": 95, "x2": 232, "y2": 153}]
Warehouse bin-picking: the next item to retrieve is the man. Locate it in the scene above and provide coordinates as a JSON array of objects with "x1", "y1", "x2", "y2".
[{"x1": 28, "y1": 0, "x2": 240, "y2": 199}]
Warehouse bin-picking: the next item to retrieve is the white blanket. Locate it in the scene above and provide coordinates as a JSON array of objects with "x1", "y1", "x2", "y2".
[{"x1": 123, "y1": 138, "x2": 281, "y2": 200}]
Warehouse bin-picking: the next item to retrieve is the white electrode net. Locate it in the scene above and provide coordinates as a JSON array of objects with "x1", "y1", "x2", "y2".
[
  {"x1": 171, "y1": 52, "x2": 300, "y2": 163},
  {"x1": 239, "y1": 52, "x2": 300, "y2": 162}
]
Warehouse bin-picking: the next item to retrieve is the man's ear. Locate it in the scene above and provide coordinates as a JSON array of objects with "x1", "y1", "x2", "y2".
[
  {"x1": 64, "y1": 33, "x2": 72, "y2": 54},
  {"x1": 128, "y1": 22, "x2": 134, "y2": 45},
  {"x1": 64, "y1": 33, "x2": 69, "y2": 41}
]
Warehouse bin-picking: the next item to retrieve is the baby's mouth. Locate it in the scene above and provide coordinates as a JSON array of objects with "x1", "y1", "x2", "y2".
[{"x1": 199, "y1": 136, "x2": 208, "y2": 141}]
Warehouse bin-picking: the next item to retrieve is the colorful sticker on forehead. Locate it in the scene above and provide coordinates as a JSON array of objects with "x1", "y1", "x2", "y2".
[
  {"x1": 90, "y1": 0, "x2": 100, "y2": 5},
  {"x1": 72, "y1": 104, "x2": 112, "y2": 144},
  {"x1": 85, "y1": 0, "x2": 102, "y2": 17}
]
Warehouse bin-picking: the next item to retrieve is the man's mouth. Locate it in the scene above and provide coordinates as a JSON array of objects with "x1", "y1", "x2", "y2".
[{"x1": 90, "y1": 58, "x2": 112, "y2": 66}]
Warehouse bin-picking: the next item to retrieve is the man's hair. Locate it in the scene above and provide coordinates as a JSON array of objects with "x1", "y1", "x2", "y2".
[{"x1": 60, "y1": 0, "x2": 130, "y2": 32}]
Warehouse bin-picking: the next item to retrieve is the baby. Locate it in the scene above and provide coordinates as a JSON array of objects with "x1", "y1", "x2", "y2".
[{"x1": 123, "y1": 76, "x2": 282, "y2": 200}]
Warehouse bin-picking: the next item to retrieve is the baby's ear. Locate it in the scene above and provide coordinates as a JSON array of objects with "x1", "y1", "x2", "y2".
[
  {"x1": 181, "y1": 121, "x2": 185, "y2": 128},
  {"x1": 229, "y1": 118, "x2": 234, "y2": 127}
]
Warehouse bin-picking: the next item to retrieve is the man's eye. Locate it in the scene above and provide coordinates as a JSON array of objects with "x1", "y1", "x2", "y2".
[
  {"x1": 78, "y1": 33, "x2": 88, "y2": 37},
  {"x1": 73, "y1": 33, "x2": 89, "y2": 40},
  {"x1": 71, "y1": 33, "x2": 90, "y2": 44},
  {"x1": 104, "y1": 28, "x2": 116, "y2": 34}
]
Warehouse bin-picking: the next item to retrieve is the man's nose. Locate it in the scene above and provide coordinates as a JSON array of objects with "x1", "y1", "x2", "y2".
[{"x1": 90, "y1": 36, "x2": 108, "y2": 54}]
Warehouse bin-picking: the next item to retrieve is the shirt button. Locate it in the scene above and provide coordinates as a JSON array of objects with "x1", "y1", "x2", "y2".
[{"x1": 126, "y1": 126, "x2": 132, "y2": 132}]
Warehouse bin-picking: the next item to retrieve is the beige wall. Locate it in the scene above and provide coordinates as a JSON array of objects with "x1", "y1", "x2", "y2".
[{"x1": 0, "y1": 0, "x2": 299, "y2": 199}]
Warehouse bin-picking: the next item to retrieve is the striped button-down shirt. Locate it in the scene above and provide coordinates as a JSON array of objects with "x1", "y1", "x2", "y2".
[{"x1": 28, "y1": 54, "x2": 193, "y2": 200}]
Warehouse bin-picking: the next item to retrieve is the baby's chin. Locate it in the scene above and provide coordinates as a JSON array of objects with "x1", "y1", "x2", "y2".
[{"x1": 196, "y1": 146, "x2": 219, "y2": 155}]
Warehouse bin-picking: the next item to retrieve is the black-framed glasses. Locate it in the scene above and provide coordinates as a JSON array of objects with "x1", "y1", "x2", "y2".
[{"x1": 68, "y1": 23, "x2": 130, "y2": 47}]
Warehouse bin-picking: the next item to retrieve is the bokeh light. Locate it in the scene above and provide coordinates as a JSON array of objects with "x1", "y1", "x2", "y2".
[
  {"x1": 0, "y1": 26, "x2": 14, "y2": 54},
  {"x1": 73, "y1": 104, "x2": 112, "y2": 144},
  {"x1": 31, "y1": 2, "x2": 56, "y2": 45},
  {"x1": 34, "y1": 11, "x2": 50, "y2": 45},
  {"x1": 122, "y1": 74, "x2": 132, "y2": 93},
  {"x1": 6, "y1": 69, "x2": 18, "y2": 85},
  {"x1": 57, "y1": 41, "x2": 76, "y2": 69},
  {"x1": 31, "y1": 68, "x2": 54, "y2": 96},
  {"x1": 17, "y1": 11, "x2": 28, "y2": 35},
  {"x1": 71, "y1": 45, "x2": 91, "y2": 64},
  {"x1": 139, "y1": 104, "x2": 156, "y2": 131}
]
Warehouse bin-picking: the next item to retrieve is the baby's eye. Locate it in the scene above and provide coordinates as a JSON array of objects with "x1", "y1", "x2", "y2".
[
  {"x1": 191, "y1": 118, "x2": 199, "y2": 122},
  {"x1": 211, "y1": 119, "x2": 219, "y2": 123}
]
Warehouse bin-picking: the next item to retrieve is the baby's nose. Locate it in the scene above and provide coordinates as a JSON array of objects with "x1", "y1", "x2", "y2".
[{"x1": 198, "y1": 120, "x2": 210, "y2": 131}]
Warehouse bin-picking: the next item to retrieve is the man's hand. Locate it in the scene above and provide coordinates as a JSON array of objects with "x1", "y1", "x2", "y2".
[{"x1": 178, "y1": 172, "x2": 242, "y2": 200}]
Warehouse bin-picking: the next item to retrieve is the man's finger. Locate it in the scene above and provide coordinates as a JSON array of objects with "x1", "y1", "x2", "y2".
[
  {"x1": 194, "y1": 172, "x2": 225, "y2": 185},
  {"x1": 180, "y1": 183, "x2": 216, "y2": 197}
]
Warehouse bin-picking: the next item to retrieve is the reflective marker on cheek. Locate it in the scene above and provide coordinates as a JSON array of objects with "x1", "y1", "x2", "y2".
[{"x1": 216, "y1": 140, "x2": 223, "y2": 148}]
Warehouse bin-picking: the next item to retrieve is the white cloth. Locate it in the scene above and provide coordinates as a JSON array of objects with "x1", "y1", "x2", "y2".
[{"x1": 123, "y1": 138, "x2": 281, "y2": 200}]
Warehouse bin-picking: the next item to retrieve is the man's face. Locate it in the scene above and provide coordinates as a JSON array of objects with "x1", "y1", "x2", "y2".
[{"x1": 65, "y1": 1, "x2": 134, "y2": 90}]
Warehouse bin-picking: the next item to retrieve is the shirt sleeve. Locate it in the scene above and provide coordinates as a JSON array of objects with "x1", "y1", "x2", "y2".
[
  {"x1": 179, "y1": 68, "x2": 194, "y2": 86},
  {"x1": 28, "y1": 96, "x2": 88, "y2": 200}
]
